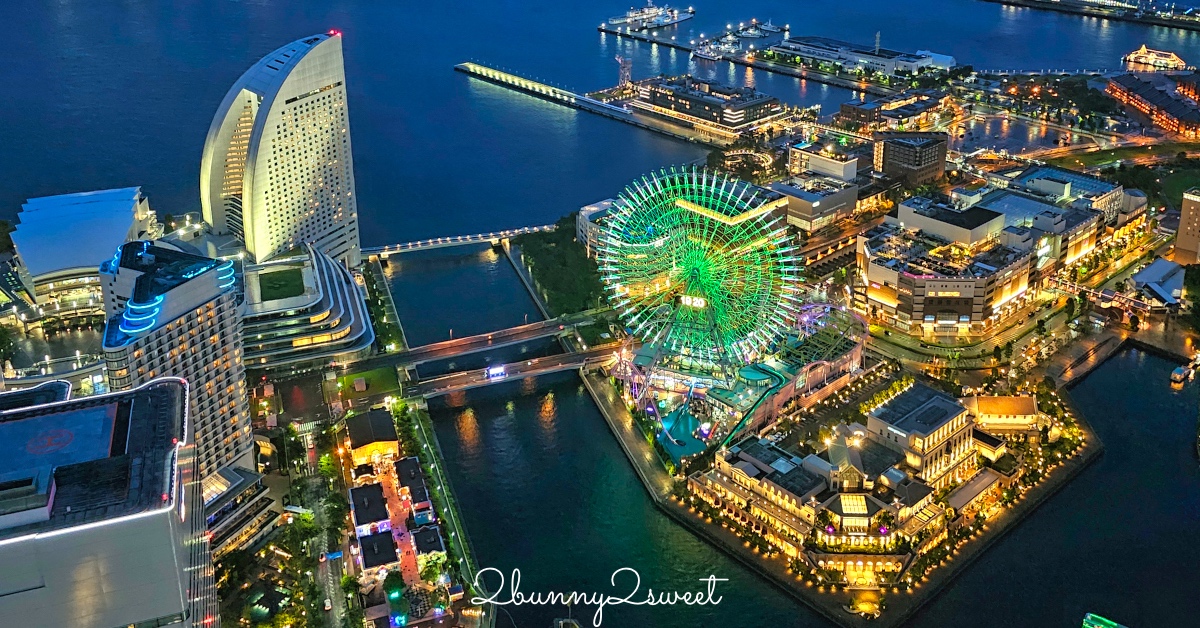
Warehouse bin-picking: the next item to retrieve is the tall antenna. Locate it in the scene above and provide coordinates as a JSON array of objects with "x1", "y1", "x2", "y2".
[{"x1": 616, "y1": 55, "x2": 633, "y2": 87}]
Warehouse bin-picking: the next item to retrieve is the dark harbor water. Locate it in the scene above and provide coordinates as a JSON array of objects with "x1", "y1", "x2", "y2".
[
  {"x1": 429, "y1": 371, "x2": 815, "y2": 628},
  {"x1": 380, "y1": 244, "x2": 542, "y2": 348},
  {"x1": 12, "y1": 1, "x2": 1200, "y2": 625},
  {"x1": 908, "y1": 347, "x2": 1200, "y2": 628},
  {"x1": 399, "y1": 244, "x2": 1200, "y2": 627},
  {"x1": 14, "y1": 0, "x2": 1200, "y2": 242}
]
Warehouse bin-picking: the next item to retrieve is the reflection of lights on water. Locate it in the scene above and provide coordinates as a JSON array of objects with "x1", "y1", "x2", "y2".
[
  {"x1": 539, "y1": 391, "x2": 557, "y2": 424},
  {"x1": 456, "y1": 408, "x2": 480, "y2": 454}
]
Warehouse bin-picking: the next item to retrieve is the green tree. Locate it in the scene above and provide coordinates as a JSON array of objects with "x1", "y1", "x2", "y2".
[
  {"x1": 992, "y1": 345, "x2": 1003, "y2": 363},
  {"x1": 0, "y1": 325, "x2": 17, "y2": 363},
  {"x1": 1064, "y1": 297, "x2": 1076, "y2": 319},
  {"x1": 318, "y1": 453, "x2": 338, "y2": 480},
  {"x1": 323, "y1": 492, "x2": 350, "y2": 535},
  {"x1": 419, "y1": 552, "x2": 448, "y2": 584},
  {"x1": 341, "y1": 573, "x2": 362, "y2": 597},
  {"x1": 383, "y1": 570, "x2": 406, "y2": 598},
  {"x1": 1036, "y1": 318, "x2": 1047, "y2": 335}
]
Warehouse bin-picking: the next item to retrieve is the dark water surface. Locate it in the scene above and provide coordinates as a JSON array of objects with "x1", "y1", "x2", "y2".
[
  {"x1": 12, "y1": 0, "x2": 1200, "y2": 242},
  {"x1": 12, "y1": 1, "x2": 1200, "y2": 625}
]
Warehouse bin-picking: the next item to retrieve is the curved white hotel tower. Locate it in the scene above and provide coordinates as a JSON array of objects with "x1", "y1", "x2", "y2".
[{"x1": 201, "y1": 33, "x2": 361, "y2": 267}]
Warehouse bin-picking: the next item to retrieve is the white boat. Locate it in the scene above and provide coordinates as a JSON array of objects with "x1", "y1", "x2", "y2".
[
  {"x1": 691, "y1": 46, "x2": 721, "y2": 61},
  {"x1": 608, "y1": 1, "x2": 694, "y2": 27},
  {"x1": 720, "y1": 33, "x2": 739, "y2": 44},
  {"x1": 760, "y1": 19, "x2": 783, "y2": 33},
  {"x1": 739, "y1": 25, "x2": 766, "y2": 38}
]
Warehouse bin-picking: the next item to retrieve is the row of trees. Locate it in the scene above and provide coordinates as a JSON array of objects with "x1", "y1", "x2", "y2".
[
  {"x1": 858, "y1": 375, "x2": 915, "y2": 415},
  {"x1": 512, "y1": 214, "x2": 605, "y2": 315}
]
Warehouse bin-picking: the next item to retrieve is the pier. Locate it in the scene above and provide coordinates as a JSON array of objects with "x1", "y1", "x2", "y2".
[
  {"x1": 598, "y1": 26, "x2": 898, "y2": 96},
  {"x1": 454, "y1": 62, "x2": 720, "y2": 145}
]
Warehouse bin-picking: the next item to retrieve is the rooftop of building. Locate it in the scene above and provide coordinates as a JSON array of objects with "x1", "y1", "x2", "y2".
[
  {"x1": 358, "y1": 530, "x2": 399, "y2": 569},
  {"x1": 974, "y1": 188, "x2": 1060, "y2": 224},
  {"x1": 728, "y1": 436, "x2": 797, "y2": 472},
  {"x1": 964, "y1": 395, "x2": 1039, "y2": 417},
  {"x1": 0, "y1": 378, "x2": 186, "y2": 540},
  {"x1": 770, "y1": 176, "x2": 856, "y2": 201},
  {"x1": 350, "y1": 483, "x2": 390, "y2": 526},
  {"x1": 242, "y1": 249, "x2": 319, "y2": 315},
  {"x1": 110, "y1": 240, "x2": 225, "y2": 304},
  {"x1": 946, "y1": 468, "x2": 1002, "y2": 512},
  {"x1": 347, "y1": 409, "x2": 398, "y2": 450},
  {"x1": 874, "y1": 475, "x2": 934, "y2": 509},
  {"x1": 14, "y1": 187, "x2": 151, "y2": 279},
  {"x1": 824, "y1": 492, "x2": 887, "y2": 518},
  {"x1": 767, "y1": 463, "x2": 826, "y2": 498},
  {"x1": 0, "y1": 380, "x2": 72, "y2": 411},
  {"x1": 1012, "y1": 164, "x2": 1119, "y2": 198},
  {"x1": 412, "y1": 525, "x2": 445, "y2": 555},
  {"x1": 865, "y1": 222, "x2": 1027, "y2": 279},
  {"x1": 642, "y1": 75, "x2": 778, "y2": 108},
  {"x1": 874, "y1": 130, "x2": 949, "y2": 147},
  {"x1": 777, "y1": 36, "x2": 927, "y2": 62},
  {"x1": 201, "y1": 465, "x2": 263, "y2": 514},
  {"x1": 394, "y1": 456, "x2": 425, "y2": 490},
  {"x1": 972, "y1": 428, "x2": 1005, "y2": 450},
  {"x1": 871, "y1": 381, "x2": 967, "y2": 437},
  {"x1": 580, "y1": 199, "x2": 614, "y2": 224},
  {"x1": 903, "y1": 196, "x2": 1002, "y2": 231},
  {"x1": 791, "y1": 133, "x2": 870, "y2": 160},
  {"x1": 1109, "y1": 73, "x2": 1200, "y2": 125},
  {"x1": 230, "y1": 33, "x2": 335, "y2": 99}
]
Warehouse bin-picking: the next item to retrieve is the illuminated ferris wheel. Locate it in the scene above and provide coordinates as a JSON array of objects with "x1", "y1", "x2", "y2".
[{"x1": 597, "y1": 167, "x2": 803, "y2": 372}]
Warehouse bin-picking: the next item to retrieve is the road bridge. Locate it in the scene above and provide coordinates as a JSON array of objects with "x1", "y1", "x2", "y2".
[
  {"x1": 392, "y1": 318, "x2": 586, "y2": 365},
  {"x1": 403, "y1": 346, "x2": 619, "y2": 398}
]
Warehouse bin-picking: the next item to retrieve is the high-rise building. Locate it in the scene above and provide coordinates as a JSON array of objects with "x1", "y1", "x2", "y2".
[
  {"x1": 200, "y1": 32, "x2": 361, "y2": 267},
  {"x1": 1177, "y1": 189, "x2": 1200, "y2": 265},
  {"x1": 872, "y1": 131, "x2": 948, "y2": 187},
  {"x1": 0, "y1": 378, "x2": 218, "y2": 628},
  {"x1": 100, "y1": 241, "x2": 252, "y2": 479}
]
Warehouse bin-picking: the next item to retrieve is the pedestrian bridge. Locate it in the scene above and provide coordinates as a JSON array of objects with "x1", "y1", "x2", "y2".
[{"x1": 363, "y1": 225, "x2": 554, "y2": 255}]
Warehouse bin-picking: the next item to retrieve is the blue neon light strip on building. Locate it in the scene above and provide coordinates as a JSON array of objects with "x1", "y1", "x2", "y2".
[{"x1": 120, "y1": 294, "x2": 164, "y2": 335}]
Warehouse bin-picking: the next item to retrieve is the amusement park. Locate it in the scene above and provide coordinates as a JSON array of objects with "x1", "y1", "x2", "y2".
[
  {"x1": 587, "y1": 166, "x2": 1091, "y2": 625},
  {"x1": 597, "y1": 167, "x2": 868, "y2": 471}
]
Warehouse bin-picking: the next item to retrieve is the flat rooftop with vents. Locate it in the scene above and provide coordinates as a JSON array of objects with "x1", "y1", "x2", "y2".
[
  {"x1": 869, "y1": 382, "x2": 968, "y2": 438},
  {"x1": 350, "y1": 483, "x2": 390, "y2": 527},
  {"x1": 0, "y1": 379, "x2": 208, "y2": 628}
]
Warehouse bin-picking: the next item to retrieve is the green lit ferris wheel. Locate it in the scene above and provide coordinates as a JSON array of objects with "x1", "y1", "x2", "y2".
[{"x1": 598, "y1": 167, "x2": 803, "y2": 373}]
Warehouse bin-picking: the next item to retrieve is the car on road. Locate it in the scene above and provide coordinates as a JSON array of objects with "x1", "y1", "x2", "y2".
[{"x1": 324, "y1": 599, "x2": 332, "y2": 611}]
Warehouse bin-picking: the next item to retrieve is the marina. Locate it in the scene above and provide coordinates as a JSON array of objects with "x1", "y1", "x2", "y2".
[
  {"x1": 597, "y1": 24, "x2": 898, "y2": 96},
  {"x1": 606, "y1": 0, "x2": 694, "y2": 31}
]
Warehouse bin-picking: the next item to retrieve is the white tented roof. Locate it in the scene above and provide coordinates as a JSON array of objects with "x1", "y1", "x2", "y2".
[{"x1": 14, "y1": 187, "x2": 147, "y2": 278}]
